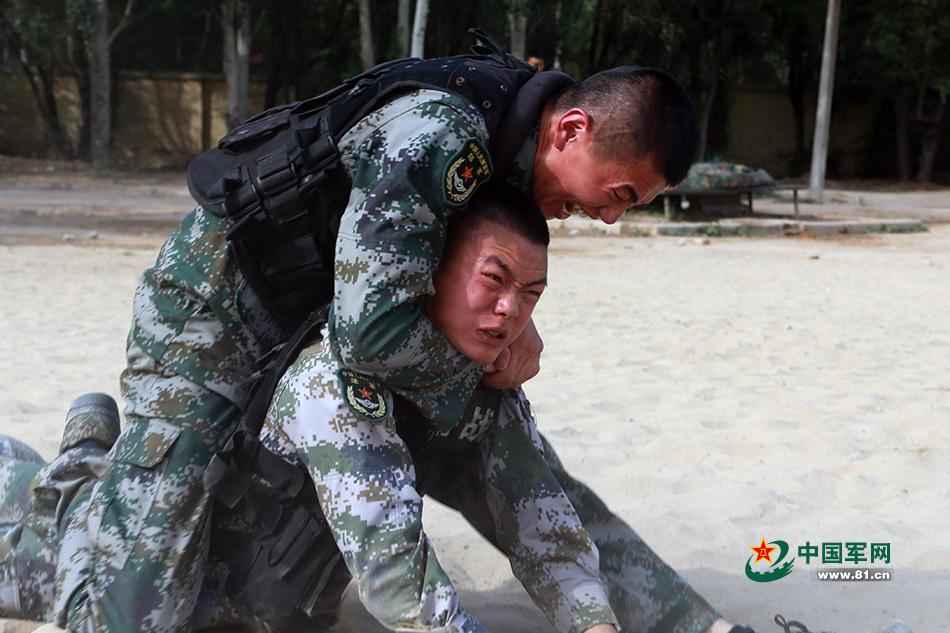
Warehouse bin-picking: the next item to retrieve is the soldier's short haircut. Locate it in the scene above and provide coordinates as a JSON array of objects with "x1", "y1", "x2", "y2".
[
  {"x1": 447, "y1": 182, "x2": 550, "y2": 254},
  {"x1": 553, "y1": 67, "x2": 699, "y2": 186}
]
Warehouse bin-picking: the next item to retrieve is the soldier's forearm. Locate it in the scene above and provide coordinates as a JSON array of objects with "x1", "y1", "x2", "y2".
[{"x1": 480, "y1": 390, "x2": 618, "y2": 633}]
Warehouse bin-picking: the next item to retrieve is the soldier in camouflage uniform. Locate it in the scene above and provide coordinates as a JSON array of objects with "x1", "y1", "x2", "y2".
[
  {"x1": 0, "y1": 394, "x2": 120, "y2": 624},
  {"x1": 2, "y1": 193, "x2": 614, "y2": 633},
  {"x1": 236, "y1": 188, "x2": 618, "y2": 632},
  {"x1": 2, "y1": 68, "x2": 736, "y2": 633},
  {"x1": 3, "y1": 189, "x2": 671, "y2": 633}
]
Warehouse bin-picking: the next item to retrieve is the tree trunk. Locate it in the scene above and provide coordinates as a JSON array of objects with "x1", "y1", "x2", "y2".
[
  {"x1": 397, "y1": 0, "x2": 410, "y2": 58},
  {"x1": 87, "y1": 0, "x2": 111, "y2": 168},
  {"x1": 70, "y1": 30, "x2": 92, "y2": 160},
  {"x1": 915, "y1": 90, "x2": 945, "y2": 183},
  {"x1": 809, "y1": 0, "x2": 840, "y2": 203},
  {"x1": 553, "y1": 1, "x2": 563, "y2": 70},
  {"x1": 411, "y1": 0, "x2": 429, "y2": 59},
  {"x1": 0, "y1": 14, "x2": 76, "y2": 158},
  {"x1": 786, "y1": 26, "x2": 807, "y2": 175},
  {"x1": 508, "y1": 2, "x2": 527, "y2": 59},
  {"x1": 263, "y1": 4, "x2": 285, "y2": 110},
  {"x1": 357, "y1": 0, "x2": 374, "y2": 70},
  {"x1": 894, "y1": 90, "x2": 912, "y2": 181},
  {"x1": 35, "y1": 68, "x2": 75, "y2": 159},
  {"x1": 697, "y1": 39, "x2": 721, "y2": 162},
  {"x1": 588, "y1": 0, "x2": 603, "y2": 71},
  {"x1": 221, "y1": 0, "x2": 251, "y2": 129}
]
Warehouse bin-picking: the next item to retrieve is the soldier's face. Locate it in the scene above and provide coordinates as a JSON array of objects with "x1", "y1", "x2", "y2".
[
  {"x1": 426, "y1": 220, "x2": 547, "y2": 365},
  {"x1": 533, "y1": 107, "x2": 669, "y2": 224}
]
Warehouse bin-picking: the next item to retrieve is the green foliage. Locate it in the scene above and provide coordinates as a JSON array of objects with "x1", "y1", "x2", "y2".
[
  {"x1": 2, "y1": 0, "x2": 949, "y2": 178},
  {"x1": 862, "y1": 0, "x2": 950, "y2": 93}
]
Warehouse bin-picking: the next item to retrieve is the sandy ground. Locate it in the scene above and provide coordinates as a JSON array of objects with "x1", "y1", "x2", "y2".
[{"x1": 1, "y1": 161, "x2": 949, "y2": 632}]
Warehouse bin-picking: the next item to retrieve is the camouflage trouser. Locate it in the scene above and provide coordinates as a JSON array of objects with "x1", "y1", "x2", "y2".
[
  {"x1": 0, "y1": 395, "x2": 120, "y2": 623},
  {"x1": 0, "y1": 435, "x2": 52, "y2": 620},
  {"x1": 539, "y1": 435, "x2": 719, "y2": 633},
  {"x1": 0, "y1": 399, "x2": 718, "y2": 633},
  {"x1": 60, "y1": 365, "x2": 241, "y2": 632},
  {"x1": 423, "y1": 427, "x2": 719, "y2": 633},
  {"x1": 1, "y1": 390, "x2": 721, "y2": 633}
]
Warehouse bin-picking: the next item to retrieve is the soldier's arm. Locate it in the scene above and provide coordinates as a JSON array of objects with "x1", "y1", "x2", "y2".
[
  {"x1": 478, "y1": 389, "x2": 619, "y2": 633},
  {"x1": 265, "y1": 356, "x2": 491, "y2": 633},
  {"x1": 331, "y1": 93, "x2": 491, "y2": 429}
]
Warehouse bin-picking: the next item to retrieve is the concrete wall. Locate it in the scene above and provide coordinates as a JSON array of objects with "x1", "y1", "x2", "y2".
[
  {"x1": 0, "y1": 70, "x2": 265, "y2": 168},
  {"x1": 725, "y1": 87, "x2": 876, "y2": 178},
  {"x1": 0, "y1": 70, "x2": 935, "y2": 178}
]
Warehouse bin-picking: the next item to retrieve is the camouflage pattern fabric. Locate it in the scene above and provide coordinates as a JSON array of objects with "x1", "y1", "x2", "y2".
[
  {"x1": 0, "y1": 399, "x2": 116, "y2": 625},
  {"x1": 539, "y1": 436, "x2": 718, "y2": 632},
  {"x1": 1, "y1": 88, "x2": 719, "y2": 633},
  {"x1": 258, "y1": 337, "x2": 617, "y2": 633},
  {"x1": 328, "y1": 89, "x2": 492, "y2": 430},
  {"x1": 0, "y1": 436, "x2": 50, "y2": 621},
  {"x1": 49, "y1": 203, "x2": 284, "y2": 632},
  {"x1": 677, "y1": 162, "x2": 775, "y2": 192}
]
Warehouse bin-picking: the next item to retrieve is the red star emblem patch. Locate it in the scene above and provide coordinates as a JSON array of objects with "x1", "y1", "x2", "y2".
[{"x1": 751, "y1": 537, "x2": 777, "y2": 564}]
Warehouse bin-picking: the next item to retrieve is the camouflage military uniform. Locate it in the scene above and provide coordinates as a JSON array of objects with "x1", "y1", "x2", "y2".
[
  {"x1": 1, "y1": 88, "x2": 717, "y2": 632},
  {"x1": 0, "y1": 359, "x2": 616, "y2": 633},
  {"x1": 242, "y1": 336, "x2": 615, "y2": 632},
  {"x1": 327, "y1": 89, "x2": 718, "y2": 633},
  {"x1": 0, "y1": 395, "x2": 120, "y2": 624}
]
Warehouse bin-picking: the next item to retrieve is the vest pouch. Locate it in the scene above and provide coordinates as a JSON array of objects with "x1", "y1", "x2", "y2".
[
  {"x1": 218, "y1": 105, "x2": 293, "y2": 153},
  {"x1": 208, "y1": 439, "x2": 350, "y2": 627}
]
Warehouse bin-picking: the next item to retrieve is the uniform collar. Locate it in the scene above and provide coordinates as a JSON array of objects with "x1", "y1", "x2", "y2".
[{"x1": 503, "y1": 124, "x2": 539, "y2": 196}]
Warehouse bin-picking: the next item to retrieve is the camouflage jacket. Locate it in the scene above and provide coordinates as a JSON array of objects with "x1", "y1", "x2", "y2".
[
  {"x1": 328, "y1": 88, "x2": 536, "y2": 431},
  {"x1": 260, "y1": 337, "x2": 616, "y2": 633},
  {"x1": 131, "y1": 88, "x2": 535, "y2": 424}
]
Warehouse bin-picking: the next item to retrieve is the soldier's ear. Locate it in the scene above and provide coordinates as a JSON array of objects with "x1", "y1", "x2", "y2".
[{"x1": 553, "y1": 108, "x2": 592, "y2": 151}]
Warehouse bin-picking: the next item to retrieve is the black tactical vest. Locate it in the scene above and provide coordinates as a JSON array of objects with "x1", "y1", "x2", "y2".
[{"x1": 188, "y1": 30, "x2": 574, "y2": 328}]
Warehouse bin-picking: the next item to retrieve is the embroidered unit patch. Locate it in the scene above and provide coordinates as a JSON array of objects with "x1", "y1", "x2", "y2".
[
  {"x1": 338, "y1": 368, "x2": 389, "y2": 421},
  {"x1": 444, "y1": 139, "x2": 492, "y2": 205}
]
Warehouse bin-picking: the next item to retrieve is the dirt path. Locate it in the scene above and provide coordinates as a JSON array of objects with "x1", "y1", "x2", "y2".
[{"x1": 2, "y1": 156, "x2": 948, "y2": 244}]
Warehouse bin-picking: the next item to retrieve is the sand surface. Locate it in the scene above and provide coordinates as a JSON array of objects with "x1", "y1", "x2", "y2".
[{"x1": 1, "y1": 224, "x2": 949, "y2": 632}]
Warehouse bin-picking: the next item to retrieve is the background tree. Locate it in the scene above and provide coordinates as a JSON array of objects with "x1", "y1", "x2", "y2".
[
  {"x1": 411, "y1": 0, "x2": 429, "y2": 58},
  {"x1": 221, "y1": 0, "x2": 251, "y2": 128},
  {"x1": 3, "y1": 0, "x2": 949, "y2": 181},
  {"x1": 508, "y1": 0, "x2": 527, "y2": 59},
  {"x1": 357, "y1": 0, "x2": 374, "y2": 69},
  {"x1": 762, "y1": 0, "x2": 823, "y2": 176},
  {"x1": 397, "y1": 0, "x2": 410, "y2": 57},
  {"x1": 861, "y1": 0, "x2": 950, "y2": 182},
  {"x1": 0, "y1": 0, "x2": 77, "y2": 158},
  {"x1": 84, "y1": 0, "x2": 135, "y2": 168}
]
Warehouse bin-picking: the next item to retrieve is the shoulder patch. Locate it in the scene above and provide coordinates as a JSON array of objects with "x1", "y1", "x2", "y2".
[
  {"x1": 338, "y1": 368, "x2": 390, "y2": 422},
  {"x1": 443, "y1": 138, "x2": 492, "y2": 206}
]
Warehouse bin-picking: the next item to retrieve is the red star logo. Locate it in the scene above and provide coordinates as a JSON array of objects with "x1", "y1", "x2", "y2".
[
  {"x1": 358, "y1": 387, "x2": 373, "y2": 399},
  {"x1": 461, "y1": 166, "x2": 474, "y2": 181},
  {"x1": 751, "y1": 537, "x2": 777, "y2": 564}
]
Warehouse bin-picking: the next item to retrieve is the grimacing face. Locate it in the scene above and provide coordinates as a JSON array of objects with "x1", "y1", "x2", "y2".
[
  {"x1": 425, "y1": 219, "x2": 547, "y2": 365},
  {"x1": 532, "y1": 107, "x2": 670, "y2": 224}
]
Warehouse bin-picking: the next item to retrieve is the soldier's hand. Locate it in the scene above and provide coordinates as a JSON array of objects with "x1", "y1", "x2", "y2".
[
  {"x1": 482, "y1": 318, "x2": 543, "y2": 389},
  {"x1": 582, "y1": 626, "x2": 618, "y2": 633}
]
